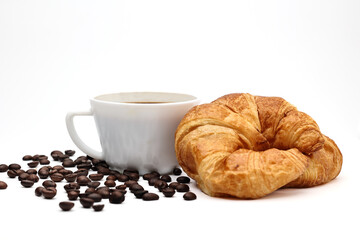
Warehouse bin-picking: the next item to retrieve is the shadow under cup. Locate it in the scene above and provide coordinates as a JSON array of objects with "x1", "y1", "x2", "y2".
[{"x1": 66, "y1": 92, "x2": 200, "y2": 175}]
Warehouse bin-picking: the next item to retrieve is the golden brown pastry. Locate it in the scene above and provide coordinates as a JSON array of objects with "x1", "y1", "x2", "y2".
[{"x1": 175, "y1": 93, "x2": 342, "y2": 199}]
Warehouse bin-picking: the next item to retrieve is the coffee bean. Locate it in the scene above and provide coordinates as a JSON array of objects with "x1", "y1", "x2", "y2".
[
  {"x1": 27, "y1": 161, "x2": 39, "y2": 168},
  {"x1": 92, "y1": 204, "x2": 104, "y2": 212},
  {"x1": 143, "y1": 173, "x2": 158, "y2": 180},
  {"x1": 123, "y1": 168, "x2": 139, "y2": 175},
  {"x1": 18, "y1": 173, "x2": 29, "y2": 181},
  {"x1": 150, "y1": 171, "x2": 160, "y2": 178},
  {"x1": 51, "y1": 150, "x2": 63, "y2": 159},
  {"x1": 87, "y1": 181, "x2": 101, "y2": 188},
  {"x1": 0, "y1": 181, "x2": 7, "y2": 189},
  {"x1": 42, "y1": 188, "x2": 57, "y2": 199},
  {"x1": 133, "y1": 190, "x2": 149, "y2": 198},
  {"x1": 89, "y1": 173, "x2": 104, "y2": 181},
  {"x1": 74, "y1": 169, "x2": 88, "y2": 176},
  {"x1": 59, "y1": 169, "x2": 73, "y2": 176},
  {"x1": 115, "y1": 184, "x2": 127, "y2": 190},
  {"x1": 127, "y1": 172, "x2": 139, "y2": 181},
  {"x1": 183, "y1": 191, "x2": 197, "y2": 200},
  {"x1": 50, "y1": 173, "x2": 64, "y2": 182},
  {"x1": 27, "y1": 174, "x2": 39, "y2": 182},
  {"x1": 176, "y1": 176, "x2": 190, "y2": 183},
  {"x1": 142, "y1": 192, "x2": 159, "y2": 201},
  {"x1": 7, "y1": 170, "x2": 17, "y2": 178},
  {"x1": 26, "y1": 169, "x2": 37, "y2": 174},
  {"x1": 76, "y1": 175, "x2": 91, "y2": 186},
  {"x1": 0, "y1": 164, "x2": 8, "y2": 172},
  {"x1": 87, "y1": 193, "x2": 102, "y2": 202},
  {"x1": 85, "y1": 187, "x2": 96, "y2": 195},
  {"x1": 104, "y1": 180, "x2": 116, "y2": 187},
  {"x1": 67, "y1": 190, "x2": 79, "y2": 200},
  {"x1": 59, "y1": 201, "x2": 74, "y2": 211},
  {"x1": 64, "y1": 150, "x2": 76, "y2": 156},
  {"x1": 62, "y1": 159, "x2": 76, "y2": 168},
  {"x1": 173, "y1": 167, "x2": 182, "y2": 176},
  {"x1": 80, "y1": 197, "x2": 94, "y2": 208},
  {"x1": 64, "y1": 182, "x2": 80, "y2": 191},
  {"x1": 21, "y1": 180, "x2": 34, "y2": 188},
  {"x1": 148, "y1": 178, "x2": 159, "y2": 186},
  {"x1": 129, "y1": 184, "x2": 144, "y2": 193},
  {"x1": 169, "y1": 182, "x2": 180, "y2": 189},
  {"x1": 64, "y1": 173, "x2": 77, "y2": 182},
  {"x1": 97, "y1": 166, "x2": 111, "y2": 175},
  {"x1": 97, "y1": 188, "x2": 110, "y2": 199},
  {"x1": 160, "y1": 175, "x2": 172, "y2": 182},
  {"x1": 53, "y1": 165, "x2": 64, "y2": 171},
  {"x1": 154, "y1": 180, "x2": 168, "y2": 191},
  {"x1": 39, "y1": 159, "x2": 50, "y2": 165},
  {"x1": 22, "y1": 155, "x2": 33, "y2": 161},
  {"x1": 117, "y1": 174, "x2": 129, "y2": 182},
  {"x1": 77, "y1": 162, "x2": 92, "y2": 170},
  {"x1": 124, "y1": 180, "x2": 137, "y2": 187},
  {"x1": 38, "y1": 169, "x2": 49, "y2": 179},
  {"x1": 162, "y1": 187, "x2": 175, "y2": 197},
  {"x1": 35, "y1": 186, "x2": 45, "y2": 196},
  {"x1": 109, "y1": 191, "x2": 125, "y2": 204},
  {"x1": 9, "y1": 163, "x2": 21, "y2": 170},
  {"x1": 43, "y1": 180, "x2": 57, "y2": 188},
  {"x1": 106, "y1": 175, "x2": 117, "y2": 181},
  {"x1": 176, "y1": 184, "x2": 190, "y2": 192}
]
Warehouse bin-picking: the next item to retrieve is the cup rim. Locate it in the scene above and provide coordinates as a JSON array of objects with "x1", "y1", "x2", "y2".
[{"x1": 90, "y1": 91, "x2": 200, "y2": 106}]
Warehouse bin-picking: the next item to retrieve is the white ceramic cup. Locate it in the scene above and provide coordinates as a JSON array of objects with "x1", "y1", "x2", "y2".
[{"x1": 66, "y1": 92, "x2": 200, "y2": 175}]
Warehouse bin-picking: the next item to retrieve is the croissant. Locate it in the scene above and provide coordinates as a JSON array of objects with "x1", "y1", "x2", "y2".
[{"x1": 175, "y1": 93, "x2": 342, "y2": 199}]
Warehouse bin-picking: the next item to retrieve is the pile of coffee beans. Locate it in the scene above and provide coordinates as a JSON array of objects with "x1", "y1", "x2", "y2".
[{"x1": 0, "y1": 150, "x2": 197, "y2": 212}]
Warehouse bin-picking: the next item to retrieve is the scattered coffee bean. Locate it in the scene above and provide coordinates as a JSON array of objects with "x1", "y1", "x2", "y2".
[
  {"x1": 89, "y1": 173, "x2": 104, "y2": 181},
  {"x1": 64, "y1": 150, "x2": 76, "y2": 156},
  {"x1": 50, "y1": 173, "x2": 64, "y2": 182},
  {"x1": 115, "y1": 184, "x2": 127, "y2": 190},
  {"x1": 143, "y1": 173, "x2": 158, "y2": 180},
  {"x1": 21, "y1": 180, "x2": 34, "y2": 188},
  {"x1": 7, "y1": 170, "x2": 17, "y2": 178},
  {"x1": 27, "y1": 161, "x2": 39, "y2": 168},
  {"x1": 133, "y1": 190, "x2": 149, "y2": 199},
  {"x1": 87, "y1": 193, "x2": 102, "y2": 202},
  {"x1": 18, "y1": 173, "x2": 29, "y2": 181},
  {"x1": 77, "y1": 175, "x2": 91, "y2": 186},
  {"x1": 26, "y1": 169, "x2": 37, "y2": 174},
  {"x1": 39, "y1": 159, "x2": 50, "y2": 165},
  {"x1": 42, "y1": 188, "x2": 57, "y2": 199},
  {"x1": 160, "y1": 174, "x2": 172, "y2": 182},
  {"x1": 87, "y1": 181, "x2": 101, "y2": 188},
  {"x1": 176, "y1": 176, "x2": 190, "y2": 184},
  {"x1": 173, "y1": 167, "x2": 182, "y2": 176},
  {"x1": 62, "y1": 158, "x2": 76, "y2": 168},
  {"x1": 38, "y1": 169, "x2": 49, "y2": 179},
  {"x1": 8, "y1": 163, "x2": 21, "y2": 170},
  {"x1": 109, "y1": 191, "x2": 125, "y2": 204},
  {"x1": 129, "y1": 184, "x2": 144, "y2": 193},
  {"x1": 35, "y1": 186, "x2": 45, "y2": 196},
  {"x1": 183, "y1": 191, "x2": 197, "y2": 200},
  {"x1": 97, "y1": 188, "x2": 110, "y2": 199},
  {"x1": 0, "y1": 181, "x2": 7, "y2": 189},
  {"x1": 104, "y1": 180, "x2": 116, "y2": 187},
  {"x1": 124, "y1": 180, "x2": 137, "y2": 187},
  {"x1": 67, "y1": 190, "x2": 79, "y2": 200},
  {"x1": 117, "y1": 174, "x2": 129, "y2": 182},
  {"x1": 176, "y1": 184, "x2": 190, "y2": 192},
  {"x1": 80, "y1": 197, "x2": 94, "y2": 208},
  {"x1": 59, "y1": 201, "x2": 74, "y2": 211},
  {"x1": 148, "y1": 178, "x2": 159, "y2": 186},
  {"x1": 162, "y1": 187, "x2": 175, "y2": 197},
  {"x1": 64, "y1": 173, "x2": 77, "y2": 182},
  {"x1": 154, "y1": 180, "x2": 168, "y2": 192},
  {"x1": 74, "y1": 169, "x2": 88, "y2": 176},
  {"x1": 97, "y1": 166, "x2": 111, "y2": 175},
  {"x1": 27, "y1": 174, "x2": 39, "y2": 182},
  {"x1": 169, "y1": 182, "x2": 180, "y2": 189},
  {"x1": 142, "y1": 192, "x2": 159, "y2": 201},
  {"x1": 92, "y1": 204, "x2": 104, "y2": 212},
  {"x1": 85, "y1": 187, "x2": 96, "y2": 195},
  {"x1": 64, "y1": 182, "x2": 80, "y2": 191},
  {"x1": 106, "y1": 175, "x2": 117, "y2": 181},
  {"x1": 22, "y1": 155, "x2": 33, "y2": 161},
  {"x1": 43, "y1": 180, "x2": 57, "y2": 188},
  {"x1": 0, "y1": 164, "x2": 8, "y2": 172}
]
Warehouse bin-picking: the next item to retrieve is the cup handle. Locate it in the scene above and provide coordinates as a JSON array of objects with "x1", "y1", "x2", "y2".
[{"x1": 65, "y1": 110, "x2": 105, "y2": 160}]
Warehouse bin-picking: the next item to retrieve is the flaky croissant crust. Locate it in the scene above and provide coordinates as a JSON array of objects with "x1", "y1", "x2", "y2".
[{"x1": 175, "y1": 93, "x2": 342, "y2": 199}]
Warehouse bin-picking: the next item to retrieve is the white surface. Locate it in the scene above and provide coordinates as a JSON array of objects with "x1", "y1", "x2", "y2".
[{"x1": 0, "y1": 0, "x2": 359, "y2": 239}]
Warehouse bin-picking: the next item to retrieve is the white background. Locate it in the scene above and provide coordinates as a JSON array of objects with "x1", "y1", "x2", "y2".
[{"x1": 0, "y1": 0, "x2": 359, "y2": 239}]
